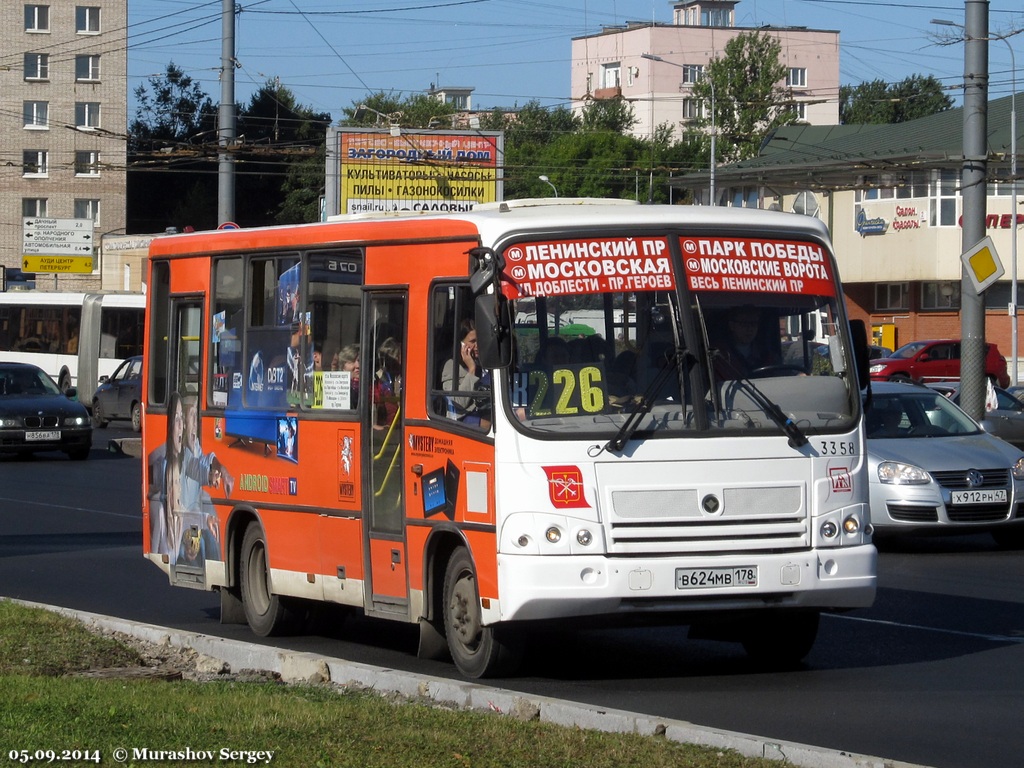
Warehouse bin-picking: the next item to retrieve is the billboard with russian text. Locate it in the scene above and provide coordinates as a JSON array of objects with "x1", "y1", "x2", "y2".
[{"x1": 325, "y1": 127, "x2": 503, "y2": 217}]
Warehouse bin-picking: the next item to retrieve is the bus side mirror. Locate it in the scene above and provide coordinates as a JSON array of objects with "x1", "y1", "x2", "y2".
[
  {"x1": 849, "y1": 319, "x2": 871, "y2": 390},
  {"x1": 475, "y1": 294, "x2": 512, "y2": 369}
]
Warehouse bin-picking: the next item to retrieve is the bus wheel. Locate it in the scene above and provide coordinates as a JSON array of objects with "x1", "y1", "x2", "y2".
[
  {"x1": 239, "y1": 524, "x2": 303, "y2": 636},
  {"x1": 58, "y1": 372, "x2": 71, "y2": 393},
  {"x1": 740, "y1": 610, "x2": 819, "y2": 668},
  {"x1": 442, "y1": 547, "x2": 521, "y2": 678},
  {"x1": 130, "y1": 402, "x2": 142, "y2": 432},
  {"x1": 92, "y1": 401, "x2": 108, "y2": 428}
]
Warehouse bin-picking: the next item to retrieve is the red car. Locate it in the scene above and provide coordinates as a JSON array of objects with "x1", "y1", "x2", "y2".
[{"x1": 868, "y1": 339, "x2": 1010, "y2": 387}]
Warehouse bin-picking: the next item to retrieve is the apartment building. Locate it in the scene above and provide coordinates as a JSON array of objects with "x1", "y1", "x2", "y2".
[
  {"x1": 2, "y1": 0, "x2": 127, "y2": 291},
  {"x1": 571, "y1": 0, "x2": 839, "y2": 148}
]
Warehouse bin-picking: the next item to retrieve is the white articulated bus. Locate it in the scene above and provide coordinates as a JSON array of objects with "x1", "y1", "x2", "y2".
[{"x1": 0, "y1": 292, "x2": 144, "y2": 404}]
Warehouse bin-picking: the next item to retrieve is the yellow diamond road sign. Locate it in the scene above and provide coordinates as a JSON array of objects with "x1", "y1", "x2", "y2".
[
  {"x1": 961, "y1": 236, "x2": 1005, "y2": 294},
  {"x1": 22, "y1": 255, "x2": 94, "y2": 274}
]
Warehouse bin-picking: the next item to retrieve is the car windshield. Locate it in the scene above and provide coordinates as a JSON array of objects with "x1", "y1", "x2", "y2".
[
  {"x1": 865, "y1": 390, "x2": 981, "y2": 439},
  {"x1": 0, "y1": 367, "x2": 61, "y2": 397},
  {"x1": 501, "y1": 232, "x2": 860, "y2": 441}
]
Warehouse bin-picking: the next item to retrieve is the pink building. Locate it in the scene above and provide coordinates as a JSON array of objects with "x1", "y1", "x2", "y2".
[{"x1": 570, "y1": 0, "x2": 840, "y2": 141}]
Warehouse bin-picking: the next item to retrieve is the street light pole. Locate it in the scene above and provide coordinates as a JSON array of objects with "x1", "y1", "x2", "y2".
[
  {"x1": 642, "y1": 53, "x2": 716, "y2": 205},
  {"x1": 539, "y1": 175, "x2": 558, "y2": 197},
  {"x1": 933, "y1": 19, "x2": 1020, "y2": 385}
]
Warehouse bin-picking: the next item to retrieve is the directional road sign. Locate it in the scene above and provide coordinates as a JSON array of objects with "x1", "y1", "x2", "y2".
[
  {"x1": 22, "y1": 255, "x2": 94, "y2": 274},
  {"x1": 22, "y1": 217, "x2": 95, "y2": 256}
]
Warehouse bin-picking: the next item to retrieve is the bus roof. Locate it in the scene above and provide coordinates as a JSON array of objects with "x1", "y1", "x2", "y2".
[{"x1": 148, "y1": 199, "x2": 833, "y2": 258}]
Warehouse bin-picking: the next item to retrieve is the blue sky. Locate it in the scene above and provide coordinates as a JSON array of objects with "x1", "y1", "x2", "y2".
[{"x1": 127, "y1": 0, "x2": 1023, "y2": 121}]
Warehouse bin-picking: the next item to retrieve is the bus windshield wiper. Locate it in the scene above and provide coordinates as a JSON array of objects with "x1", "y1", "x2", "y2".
[
  {"x1": 711, "y1": 352, "x2": 808, "y2": 449},
  {"x1": 605, "y1": 350, "x2": 681, "y2": 453}
]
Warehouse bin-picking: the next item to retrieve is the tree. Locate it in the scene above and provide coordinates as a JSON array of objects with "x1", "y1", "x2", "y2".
[
  {"x1": 128, "y1": 63, "x2": 218, "y2": 232},
  {"x1": 840, "y1": 76, "x2": 953, "y2": 124},
  {"x1": 342, "y1": 91, "x2": 456, "y2": 129},
  {"x1": 691, "y1": 31, "x2": 795, "y2": 162}
]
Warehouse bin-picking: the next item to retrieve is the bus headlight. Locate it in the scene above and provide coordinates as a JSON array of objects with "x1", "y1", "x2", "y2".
[
  {"x1": 843, "y1": 515, "x2": 860, "y2": 535},
  {"x1": 820, "y1": 521, "x2": 839, "y2": 539},
  {"x1": 576, "y1": 529, "x2": 593, "y2": 546},
  {"x1": 545, "y1": 526, "x2": 561, "y2": 543}
]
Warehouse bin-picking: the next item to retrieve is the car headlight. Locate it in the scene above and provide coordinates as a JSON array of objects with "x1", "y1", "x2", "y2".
[
  {"x1": 1013, "y1": 457, "x2": 1024, "y2": 480},
  {"x1": 63, "y1": 415, "x2": 91, "y2": 427},
  {"x1": 869, "y1": 364, "x2": 886, "y2": 374},
  {"x1": 877, "y1": 460, "x2": 930, "y2": 484},
  {"x1": 0, "y1": 417, "x2": 19, "y2": 428}
]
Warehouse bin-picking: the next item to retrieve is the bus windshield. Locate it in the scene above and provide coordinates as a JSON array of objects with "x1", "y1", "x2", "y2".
[{"x1": 503, "y1": 233, "x2": 858, "y2": 440}]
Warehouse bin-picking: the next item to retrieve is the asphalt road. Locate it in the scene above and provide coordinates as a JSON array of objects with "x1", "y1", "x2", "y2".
[{"x1": 2, "y1": 430, "x2": 1023, "y2": 768}]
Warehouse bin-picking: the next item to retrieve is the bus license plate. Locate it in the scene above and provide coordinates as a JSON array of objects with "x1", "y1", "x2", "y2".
[
  {"x1": 951, "y1": 489, "x2": 1007, "y2": 505},
  {"x1": 676, "y1": 566, "x2": 757, "y2": 589},
  {"x1": 26, "y1": 430, "x2": 59, "y2": 441}
]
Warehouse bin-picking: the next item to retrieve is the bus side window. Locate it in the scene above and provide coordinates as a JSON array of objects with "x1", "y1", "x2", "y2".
[{"x1": 430, "y1": 284, "x2": 491, "y2": 430}]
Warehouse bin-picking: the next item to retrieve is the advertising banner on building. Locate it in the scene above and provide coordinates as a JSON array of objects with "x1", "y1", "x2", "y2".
[{"x1": 325, "y1": 127, "x2": 503, "y2": 217}]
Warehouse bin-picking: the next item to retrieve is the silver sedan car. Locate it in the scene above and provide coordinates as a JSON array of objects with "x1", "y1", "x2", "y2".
[{"x1": 865, "y1": 381, "x2": 1024, "y2": 547}]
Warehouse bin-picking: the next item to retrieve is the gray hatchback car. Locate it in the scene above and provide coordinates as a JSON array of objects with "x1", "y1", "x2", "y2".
[
  {"x1": 92, "y1": 356, "x2": 143, "y2": 432},
  {"x1": 866, "y1": 381, "x2": 1024, "y2": 546}
]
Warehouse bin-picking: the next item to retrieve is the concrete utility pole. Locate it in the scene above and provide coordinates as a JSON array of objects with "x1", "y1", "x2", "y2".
[
  {"x1": 960, "y1": 0, "x2": 990, "y2": 421},
  {"x1": 218, "y1": 0, "x2": 237, "y2": 224}
]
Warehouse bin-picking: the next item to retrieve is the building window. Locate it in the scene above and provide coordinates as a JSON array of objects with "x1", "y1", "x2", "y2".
[
  {"x1": 25, "y1": 5, "x2": 49, "y2": 32},
  {"x1": 22, "y1": 150, "x2": 48, "y2": 177},
  {"x1": 75, "y1": 102, "x2": 101, "y2": 129},
  {"x1": 74, "y1": 199, "x2": 100, "y2": 225},
  {"x1": 75, "y1": 54, "x2": 100, "y2": 81},
  {"x1": 24, "y1": 53, "x2": 49, "y2": 80},
  {"x1": 921, "y1": 281, "x2": 961, "y2": 310},
  {"x1": 793, "y1": 102, "x2": 807, "y2": 121},
  {"x1": 896, "y1": 170, "x2": 930, "y2": 199},
  {"x1": 23, "y1": 101, "x2": 48, "y2": 129},
  {"x1": 682, "y1": 99, "x2": 701, "y2": 120},
  {"x1": 875, "y1": 283, "x2": 910, "y2": 312},
  {"x1": 75, "y1": 151, "x2": 100, "y2": 176},
  {"x1": 702, "y1": 8, "x2": 731, "y2": 26},
  {"x1": 787, "y1": 68, "x2": 807, "y2": 88},
  {"x1": 22, "y1": 198, "x2": 48, "y2": 218},
  {"x1": 601, "y1": 63, "x2": 621, "y2": 89},
  {"x1": 76, "y1": 6, "x2": 100, "y2": 33},
  {"x1": 930, "y1": 168, "x2": 959, "y2": 227},
  {"x1": 681, "y1": 64, "x2": 704, "y2": 84}
]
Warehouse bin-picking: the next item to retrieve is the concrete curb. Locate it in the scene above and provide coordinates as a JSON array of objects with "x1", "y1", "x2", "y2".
[{"x1": 19, "y1": 600, "x2": 931, "y2": 768}]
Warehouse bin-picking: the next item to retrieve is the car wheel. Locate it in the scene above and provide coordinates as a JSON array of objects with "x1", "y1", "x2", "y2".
[
  {"x1": 239, "y1": 524, "x2": 305, "y2": 636},
  {"x1": 888, "y1": 373, "x2": 912, "y2": 383},
  {"x1": 442, "y1": 546, "x2": 522, "y2": 678},
  {"x1": 131, "y1": 402, "x2": 142, "y2": 432},
  {"x1": 92, "y1": 400, "x2": 108, "y2": 428}
]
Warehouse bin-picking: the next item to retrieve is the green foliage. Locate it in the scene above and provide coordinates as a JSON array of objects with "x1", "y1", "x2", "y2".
[
  {"x1": 691, "y1": 32, "x2": 794, "y2": 163},
  {"x1": 342, "y1": 91, "x2": 456, "y2": 129},
  {"x1": 839, "y1": 75, "x2": 953, "y2": 124},
  {"x1": 0, "y1": 602, "x2": 776, "y2": 768},
  {"x1": 129, "y1": 62, "x2": 217, "y2": 152}
]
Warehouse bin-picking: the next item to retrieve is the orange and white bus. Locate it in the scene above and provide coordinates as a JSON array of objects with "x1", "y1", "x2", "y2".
[{"x1": 142, "y1": 199, "x2": 875, "y2": 678}]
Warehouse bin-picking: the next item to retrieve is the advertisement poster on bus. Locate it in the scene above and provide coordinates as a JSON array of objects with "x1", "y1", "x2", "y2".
[{"x1": 325, "y1": 127, "x2": 503, "y2": 217}]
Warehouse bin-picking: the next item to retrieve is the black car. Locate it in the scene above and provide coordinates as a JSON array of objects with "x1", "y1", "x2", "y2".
[
  {"x1": 92, "y1": 356, "x2": 143, "y2": 432},
  {"x1": 0, "y1": 362, "x2": 92, "y2": 460}
]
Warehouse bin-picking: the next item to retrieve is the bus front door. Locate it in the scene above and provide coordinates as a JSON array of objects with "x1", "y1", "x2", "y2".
[{"x1": 363, "y1": 294, "x2": 409, "y2": 615}]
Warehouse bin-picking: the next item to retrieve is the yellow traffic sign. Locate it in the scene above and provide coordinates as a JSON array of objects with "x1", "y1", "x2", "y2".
[
  {"x1": 22, "y1": 255, "x2": 94, "y2": 274},
  {"x1": 961, "y1": 236, "x2": 1005, "y2": 294}
]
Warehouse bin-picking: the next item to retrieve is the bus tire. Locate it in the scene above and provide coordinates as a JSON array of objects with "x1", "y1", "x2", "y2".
[
  {"x1": 130, "y1": 402, "x2": 142, "y2": 432},
  {"x1": 741, "y1": 610, "x2": 819, "y2": 668},
  {"x1": 58, "y1": 371, "x2": 71, "y2": 393},
  {"x1": 239, "y1": 524, "x2": 303, "y2": 636},
  {"x1": 442, "y1": 547, "x2": 521, "y2": 678}
]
